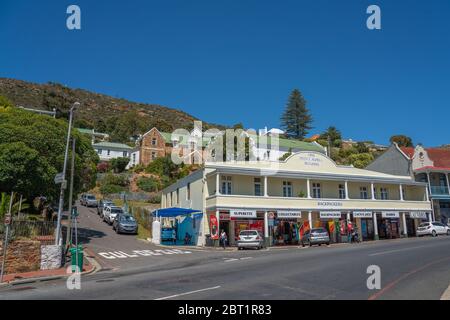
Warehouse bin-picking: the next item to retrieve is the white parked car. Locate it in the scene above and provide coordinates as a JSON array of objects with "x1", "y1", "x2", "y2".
[
  {"x1": 237, "y1": 230, "x2": 264, "y2": 250},
  {"x1": 103, "y1": 206, "x2": 124, "y2": 225},
  {"x1": 416, "y1": 221, "x2": 450, "y2": 237}
]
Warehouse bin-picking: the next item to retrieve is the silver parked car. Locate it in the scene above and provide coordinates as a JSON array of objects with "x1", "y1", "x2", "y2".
[
  {"x1": 237, "y1": 230, "x2": 264, "y2": 250},
  {"x1": 301, "y1": 228, "x2": 330, "y2": 247},
  {"x1": 113, "y1": 214, "x2": 138, "y2": 235},
  {"x1": 97, "y1": 199, "x2": 114, "y2": 216},
  {"x1": 416, "y1": 221, "x2": 450, "y2": 237},
  {"x1": 103, "y1": 206, "x2": 124, "y2": 225},
  {"x1": 83, "y1": 194, "x2": 98, "y2": 207}
]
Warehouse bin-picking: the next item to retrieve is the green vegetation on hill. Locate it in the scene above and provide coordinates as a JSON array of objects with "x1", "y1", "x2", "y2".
[{"x1": 0, "y1": 78, "x2": 225, "y2": 143}]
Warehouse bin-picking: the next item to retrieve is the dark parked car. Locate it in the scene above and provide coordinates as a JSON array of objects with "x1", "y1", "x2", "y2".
[
  {"x1": 301, "y1": 228, "x2": 330, "y2": 247},
  {"x1": 97, "y1": 199, "x2": 114, "y2": 216},
  {"x1": 112, "y1": 214, "x2": 138, "y2": 234}
]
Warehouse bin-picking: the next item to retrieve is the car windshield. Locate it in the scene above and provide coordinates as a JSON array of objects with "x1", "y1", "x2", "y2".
[
  {"x1": 419, "y1": 223, "x2": 429, "y2": 227},
  {"x1": 312, "y1": 228, "x2": 326, "y2": 233},
  {"x1": 120, "y1": 215, "x2": 135, "y2": 222},
  {"x1": 87, "y1": 196, "x2": 96, "y2": 200},
  {"x1": 240, "y1": 231, "x2": 258, "y2": 236},
  {"x1": 111, "y1": 208, "x2": 123, "y2": 214}
]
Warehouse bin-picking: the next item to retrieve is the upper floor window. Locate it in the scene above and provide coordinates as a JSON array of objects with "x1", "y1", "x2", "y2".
[
  {"x1": 254, "y1": 178, "x2": 262, "y2": 196},
  {"x1": 151, "y1": 151, "x2": 157, "y2": 160},
  {"x1": 221, "y1": 176, "x2": 232, "y2": 195},
  {"x1": 123, "y1": 151, "x2": 128, "y2": 157},
  {"x1": 97, "y1": 149, "x2": 102, "y2": 155},
  {"x1": 107, "y1": 150, "x2": 111, "y2": 156},
  {"x1": 360, "y1": 186, "x2": 368, "y2": 199},
  {"x1": 283, "y1": 181, "x2": 293, "y2": 197},
  {"x1": 379, "y1": 187, "x2": 388, "y2": 200},
  {"x1": 312, "y1": 183, "x2": 321, "y2": 199},
  {"x1": 176, "y1": 188, "x2": 180, "y2": 204},
  {"x1": 339, "y1": 184, "x2": 346, "y2": 199},
  {"x1": 151, "y1": 138, "x2": 157, "y2": 146}
]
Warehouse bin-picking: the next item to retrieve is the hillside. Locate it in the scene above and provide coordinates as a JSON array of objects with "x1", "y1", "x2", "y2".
[{"x1": 0, "y1": 78, "x2": 224, "y2": 142}]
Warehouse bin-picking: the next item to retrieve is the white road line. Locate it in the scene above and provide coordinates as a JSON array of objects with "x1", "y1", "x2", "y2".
[
  {"x1": 368, "y1": 245, "x2": 429, "y2": 256},
  {"x1": 224, "y1": 258, "x2": 239, "y2": 262},
  {"x1": 240, "y1": 257, "x2": 253, "y2": 260},
  {"x1": 155, "y1": 286, "x2": 221, "y2": 300},
  {"x1": 441, "y1": 284, "x2": 450, "y2": 300}
]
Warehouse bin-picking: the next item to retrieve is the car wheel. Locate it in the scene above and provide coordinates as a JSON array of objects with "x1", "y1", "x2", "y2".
[
  {"x1": 318, "y1": 244, "x2": 321, "y2": 246},
  {"x1": 308, "y1": 240, "x2": 312, "y2": 247},
  {"x1": 447, "y1": 230, "x2": 450, "y2": 236},
  {"x1": 301, "y1": 242, "x2": 305, "y2": 247},
  {"x1": 115, "y1": 228, "x2": 120, "y2": 234},
  {"x1": 432, "y1": 230, "x2": 437, "y2": 237},
  {"x1": 326, "y1": 242, "x2": 330, "y2": 246}
]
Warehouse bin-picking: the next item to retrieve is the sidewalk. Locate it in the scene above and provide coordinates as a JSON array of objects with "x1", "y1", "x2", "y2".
[{"x1": 0, "y1": 249, "x2": 98, "y2": 287}]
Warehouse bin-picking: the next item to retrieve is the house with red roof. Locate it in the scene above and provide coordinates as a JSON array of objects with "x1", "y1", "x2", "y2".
[{"x1": 367, "y1": 144, "x2": 450, "y2": 225}]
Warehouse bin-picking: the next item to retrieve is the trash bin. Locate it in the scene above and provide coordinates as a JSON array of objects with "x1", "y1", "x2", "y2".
[{"x1": 70, "y1": 246, "x2": 83, "y2": 273}]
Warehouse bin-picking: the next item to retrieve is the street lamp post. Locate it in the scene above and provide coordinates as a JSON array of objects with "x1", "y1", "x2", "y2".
[{"x1": 55, "y1": 102, "x2": 80, "y2": 246}]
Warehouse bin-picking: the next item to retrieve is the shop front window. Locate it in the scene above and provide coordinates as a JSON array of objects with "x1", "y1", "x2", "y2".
[
  {"x1": 312, "y1": 183, "x2": 321, "y2": 199},
  {"x1": 282, "y1": 181, "x2": 292, "y2": 197}
]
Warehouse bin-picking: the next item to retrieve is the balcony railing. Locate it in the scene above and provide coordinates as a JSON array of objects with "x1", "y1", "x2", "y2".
[{"x1": 430, "y1": 186, "x2": 450, "y2": 195}]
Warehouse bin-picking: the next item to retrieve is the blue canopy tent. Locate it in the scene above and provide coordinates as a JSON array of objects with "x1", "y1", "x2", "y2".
[{"x1": 152, "y1": 208, "x2": 203, "y2": 246}]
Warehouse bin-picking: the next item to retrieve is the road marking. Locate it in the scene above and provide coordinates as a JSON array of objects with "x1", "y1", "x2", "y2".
[
  {"x1": 155, "y1": 285, "x2": 221, "y2": 300},
  {"x1": 240, "y1": 257, "x2": 253, "y2": 260},
  {"x1": 224, "y1": 258, "x2": 238, "y2": 262},
  {"x1": 368, "y1": 245, "x2": 429, "y2": 256},
  {"x1": 97, "y1": 249, "x2": 192, "y2": 260},
  {"x1": 441, "y1": 284, "x2": 450, "y2": 300}
]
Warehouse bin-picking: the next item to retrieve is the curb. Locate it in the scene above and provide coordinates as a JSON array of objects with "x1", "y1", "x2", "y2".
[
  {"x1": 440, "y1": 284, "x2": 450, "y2": 300},
  {"x1": 0, "y1": 249, "x2": 101, "y2": 288}
]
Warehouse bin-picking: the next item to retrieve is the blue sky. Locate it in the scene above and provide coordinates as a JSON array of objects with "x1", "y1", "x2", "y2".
[{"x1": 1, "y1": 0, "x2": 449, "y2": 146}]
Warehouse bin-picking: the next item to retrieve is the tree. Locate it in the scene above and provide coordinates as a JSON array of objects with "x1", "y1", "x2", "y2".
[
  {"x1": 320, "y1": 126, "x2": 342, "y2": 147},
  {"x1": 390, "y1": 135, "x2": 413, "y2": 147},
  {"x1": 347, "y1": 153, "x2": 374, "y2": 169},
  {"x1": 137, "y1": 176, "x2": 161, "y2": 192},
  {"x1": 280, "y1": 89, "x2": 313, "y2": 139},
  {"x1": 110, "y1": 157, "x2": 130, "y2": 173},
  {"x1": 0, "y1": 104, "x2": 99, "y2": 203}
]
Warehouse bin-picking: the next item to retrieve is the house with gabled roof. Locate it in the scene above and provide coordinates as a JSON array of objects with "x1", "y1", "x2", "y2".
[{"x1": 366, "y1": 143, "x2": 450, "y2": 224}]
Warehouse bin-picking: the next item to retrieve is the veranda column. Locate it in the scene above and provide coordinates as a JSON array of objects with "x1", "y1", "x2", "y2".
[
  {"x1": 373, "y1": 212, "x2": 379, "y2": 240},
  {"x1": 402, "y1": 212, "x2": 408, "y2": 237},
  {"x1": 371, "y1": 182, "x2": 376, "y2": 200},
  {"x1": 308, "y1": 211, "x2": 313, "y2": 229},
  {"x1": 345, "y1": 181, "x2": 349, "y2": 200},
  {"x1": 264, "y1": 176, "x2": 268, "y2": 197},
  {"x1": 399, "y1": 184, "x2": 404, "y2": 201},
  {"x1": 216, "y1": 173, "x2": 220, "y2": 195},
  {"x1": 307, "y1": 179, "x2": 311, "y2": 199},
  {"x1": 446, "y1": 173, "x2": 450, "y2": 195},
  {"x1": 264, "y1": 211, "x2": 269, "y2": 247}
]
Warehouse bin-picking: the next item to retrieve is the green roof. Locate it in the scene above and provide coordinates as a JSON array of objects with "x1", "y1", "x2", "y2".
[
  {"x1": 76, "y1": 128, "x2": 109, "y2": 136},
  {"x1": 92, "y1": 142, "x2": 134, "y2": 150}
]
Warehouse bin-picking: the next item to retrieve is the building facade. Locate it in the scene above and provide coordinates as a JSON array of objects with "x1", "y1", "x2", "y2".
[
  {"x1": 367, "y1": 144, "x2": 450, "y2": 224},
  {"x1": 162, "y1": 151, "x2": 431, "y2": 246},
  {"x1": 92, "y1": 141, "x2": 137, "y2": 169}
]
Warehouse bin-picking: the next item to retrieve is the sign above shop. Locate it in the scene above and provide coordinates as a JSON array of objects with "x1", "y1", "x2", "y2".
[
  {"x1": 219, "y1": 213, "x2": 230, "y2": 221},
  {"x1": 317, "y1": 201, "x2": 343, "y2": 208},
  {"x1": 230, "y1": 210, "x2": 257, "y2": 219},
  {"x1": 352, "y1": 211, "x2": 373, "y2": 218},
  {"x1": 409, "y1": 212, "x2": 427, "y2": 219},
  {"x1": 382, "y1": 211, "x2": 399, "y2": 219},
  {"x1": 277, "y1": 211, "x2": 302, "y2": 219},
  {"x1": 299, "y1": 154, "x2": 323, "y2": 167},
  {"x1": 320, "y1": 212, "x2": 342, "y2": 219}
]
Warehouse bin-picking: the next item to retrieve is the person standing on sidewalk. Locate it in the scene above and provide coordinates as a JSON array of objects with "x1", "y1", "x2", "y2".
[
  {"x1": 347, "y1": 220, "x2": 353, "y2": 243},
  {"x1": 220, "y1": 230, "x2": 228, "y2": 249}
]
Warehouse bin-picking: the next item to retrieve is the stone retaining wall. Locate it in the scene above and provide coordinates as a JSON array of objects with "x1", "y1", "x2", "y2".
[{"x1": 0, "y1": 240, "x2": 62, "y2": 274}]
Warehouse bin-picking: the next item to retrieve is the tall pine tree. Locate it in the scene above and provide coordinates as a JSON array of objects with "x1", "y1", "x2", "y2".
[{"x1": 280, "y1": 89, "x2": 313, "y2": 139}]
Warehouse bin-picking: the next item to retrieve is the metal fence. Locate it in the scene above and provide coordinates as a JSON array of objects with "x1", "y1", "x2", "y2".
[
  {"x1": 0, "y1": 220, "x2": 56, "y2": 245},
  {"x1": 107, "y1": 192, "x2": 153, "y2": 202}
]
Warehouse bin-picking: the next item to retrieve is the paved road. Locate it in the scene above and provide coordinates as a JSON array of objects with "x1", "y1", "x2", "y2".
[{"x1": 1, "y1": 230, "x2": 449, "y2": 299}]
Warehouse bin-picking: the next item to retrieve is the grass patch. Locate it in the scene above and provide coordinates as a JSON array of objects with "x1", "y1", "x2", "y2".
[{"x1": 136, "y1": 224, "x2": 151, "y2": 240}]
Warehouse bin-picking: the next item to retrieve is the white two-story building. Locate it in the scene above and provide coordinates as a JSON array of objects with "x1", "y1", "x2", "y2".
[{"x1": 161, "y1": 151, "x2": 431, "y2": 247}]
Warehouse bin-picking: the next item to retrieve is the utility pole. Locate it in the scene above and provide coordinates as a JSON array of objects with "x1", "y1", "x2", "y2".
[
  {"x1": 66, "y1": 138, "x2": 76, "y2": 250},
  {"x1": 55, "y1": 102, "x2": 80, "y2": 246}
]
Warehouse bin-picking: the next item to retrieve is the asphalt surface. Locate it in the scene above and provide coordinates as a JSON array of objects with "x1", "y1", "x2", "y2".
[{"x1": 1, "y1": 204, "x2": 450, "y2": 300}]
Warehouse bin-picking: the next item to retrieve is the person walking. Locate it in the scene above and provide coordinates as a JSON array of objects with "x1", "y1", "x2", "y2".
[
  {"x1": 220, "y1": 230, "x2": 228, "y2": 249},
  {"x1": 347, "y1": 220, "x2": 353, "y2": 244}
]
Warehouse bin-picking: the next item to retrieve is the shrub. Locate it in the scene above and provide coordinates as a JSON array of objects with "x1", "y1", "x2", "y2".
[
  {"x1": 100, "y1": 184, "x2": 126, "y2": 195},
  {"x1": 149, "y1": 194, "x2": 162, "y2": 204},
  {"x1": 97, "y1": 161, "x2": 110, "y2": 173},
  {"x1": 137, "y1": 176, "x2": 161, "y2": 192},
  {"x1": 111, "y1": 157, "x2": 130, "y2": 173}
]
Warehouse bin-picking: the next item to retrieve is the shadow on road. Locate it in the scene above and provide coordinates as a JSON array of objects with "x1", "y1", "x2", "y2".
[{"x1": 76, "y1": 227, "x2": 107, "y2": 245}]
